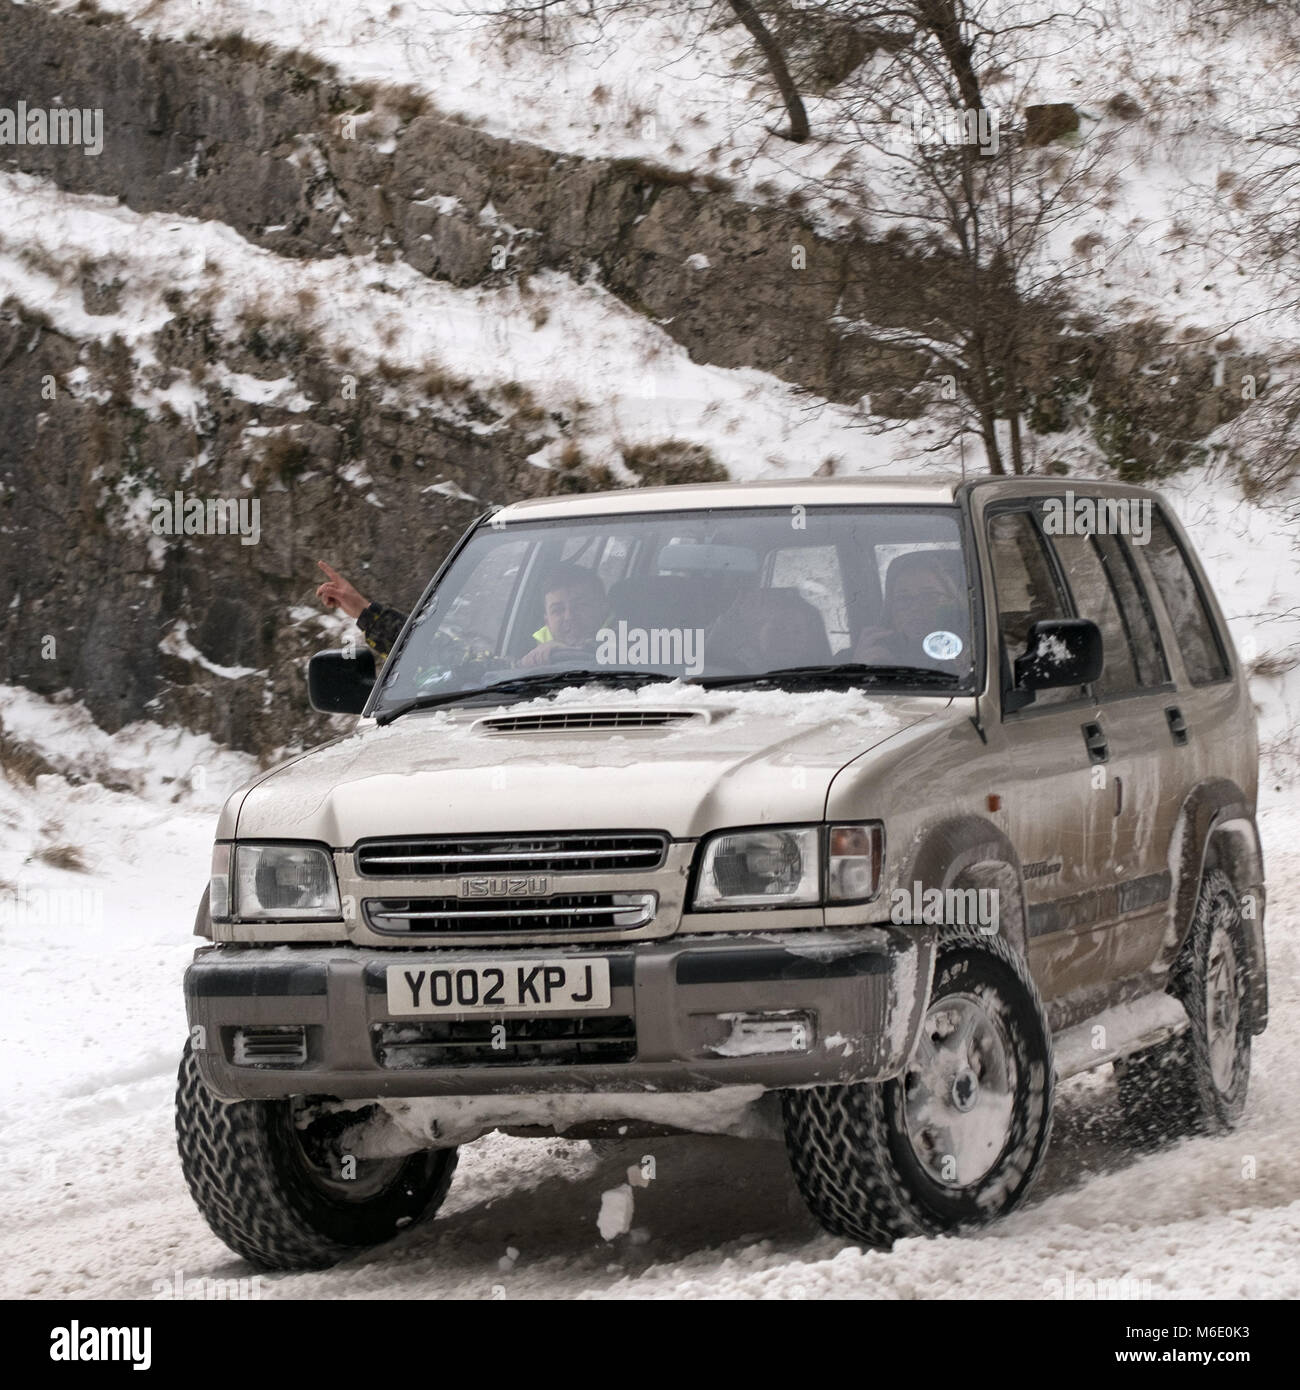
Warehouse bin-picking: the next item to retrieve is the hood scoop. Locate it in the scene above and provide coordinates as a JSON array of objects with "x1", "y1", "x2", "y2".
[{"x1": 473, "y1": 707, "x2": 711, "y2": 735}]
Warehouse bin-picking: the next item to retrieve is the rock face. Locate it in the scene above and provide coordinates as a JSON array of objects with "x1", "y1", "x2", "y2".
[
  {"x1": 0, "y1": 1, "x2": 941, "y2": 408},
  {"x1": 0, "y1": 299, "x2": 550, "y2": 756}
]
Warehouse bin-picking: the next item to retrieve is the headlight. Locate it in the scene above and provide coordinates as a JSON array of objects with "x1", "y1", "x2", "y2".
[
  {"x1": 693, "y1": 828, "x2": 820, "y2": 908},
  {"x1": 691, "y1": 823, "x2": 884, "y2": 910},
  {"x1": 220, "y1": 843, "x2": 342, "y2": 920}
]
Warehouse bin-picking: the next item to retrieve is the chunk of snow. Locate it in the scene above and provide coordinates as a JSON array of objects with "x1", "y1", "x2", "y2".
[{"x1": 598, "y1": 1185, "x2": 635, "y2": 1241}]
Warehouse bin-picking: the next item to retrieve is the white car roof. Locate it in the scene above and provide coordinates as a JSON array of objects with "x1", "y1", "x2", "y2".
[{"x1": 493, "y1": 475, "x2": 963, "y2": 522}]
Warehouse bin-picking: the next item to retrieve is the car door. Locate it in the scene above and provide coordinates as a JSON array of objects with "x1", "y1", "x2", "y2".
[
  {"x1": 978, "y1": 504, "x2": 1115, "y2": 1004},
  {"x1": 1039, "y1": 514, "x2": 1178, "y2": 980}
]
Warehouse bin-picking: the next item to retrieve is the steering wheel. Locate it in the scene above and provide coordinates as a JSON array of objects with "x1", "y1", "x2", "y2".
[{"x1": 544, "y1": 644, "x2": 600, "y2": 666}]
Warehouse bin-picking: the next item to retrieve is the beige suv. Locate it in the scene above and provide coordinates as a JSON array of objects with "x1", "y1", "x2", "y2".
[{"x1": 177, "y1": 477, "x2": 1267, "y2": 1270}]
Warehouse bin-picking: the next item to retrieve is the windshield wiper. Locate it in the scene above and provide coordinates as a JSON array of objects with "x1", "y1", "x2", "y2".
[
  {"x1": 374, "y1": 668, "x2": 677, "y2": 725},
  {"x1": 697, "y1": 663, "x2": 961, "y2": 691},
  {"x1": 469, "y1": 668, "x2": 678, "y2": 698}
]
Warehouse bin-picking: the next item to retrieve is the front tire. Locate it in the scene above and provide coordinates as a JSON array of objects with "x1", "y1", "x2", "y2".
[
  {"x1": 175, "y1": 1042, "x2": 457, "y2": 1271},
  {"x1": 783, "y1": 932, "x2": 1054, "y2": 1248},
  {"x1": 1116, "y1": 868, "x2": 1251, "y2": 1140}
]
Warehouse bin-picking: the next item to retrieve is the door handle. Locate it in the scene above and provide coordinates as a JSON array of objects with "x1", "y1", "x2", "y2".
[
  {"x1": 1082, "y1": 720, "x2": 1109, "y2": 764},
  {"x1": 1165, "y1": 706, "x2": 1189, "y2": 746},
  {"x1": 1114, "y1": 774, "x2": 1123, "y2": 817}
]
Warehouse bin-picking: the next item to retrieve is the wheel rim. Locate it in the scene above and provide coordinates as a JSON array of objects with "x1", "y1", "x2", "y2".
[
  {"x1": 286, "y1": 1101, "x2": 408, "y2": 1202},
  {"x1": 902, "y1": 993, "x2": 1017, "y2": 1188},
  {"x1": 1205, "y1": 915, "x2": 1241, "y2": 1095}
]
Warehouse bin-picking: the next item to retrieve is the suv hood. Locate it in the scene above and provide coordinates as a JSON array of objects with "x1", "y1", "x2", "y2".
[{"x1": 231, "y1": 687, "x2": 952, "y2": 844}]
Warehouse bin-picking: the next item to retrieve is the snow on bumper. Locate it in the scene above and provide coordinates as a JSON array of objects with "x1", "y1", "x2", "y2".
[{"x1": 184, "y1": 927, "x2": 937, "y2": 1101}]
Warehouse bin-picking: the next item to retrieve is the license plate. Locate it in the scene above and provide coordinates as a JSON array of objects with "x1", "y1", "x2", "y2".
[{"x1": 386, "y1": 959, "x2": 612, "y2": 1015}]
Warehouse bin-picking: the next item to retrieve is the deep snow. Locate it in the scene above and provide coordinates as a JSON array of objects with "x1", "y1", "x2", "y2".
[{"x1": 0, "y1": 639, "x2": 1296, "y2": 1298}]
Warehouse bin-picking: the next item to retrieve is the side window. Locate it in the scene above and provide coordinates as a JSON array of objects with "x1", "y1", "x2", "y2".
[
  {"x1": 1096, "y1": 532, "x2": 1168, "y2": 689},
  {"x1": 1143, "y1": 509, "x2": 1230, "y2": 685},
  {"x1": 1045, "y1": 530, "x2": 1140, "y2": 697},
  {"x1": 986, "y1": 510, "x2": 1082, "y2": 706}
]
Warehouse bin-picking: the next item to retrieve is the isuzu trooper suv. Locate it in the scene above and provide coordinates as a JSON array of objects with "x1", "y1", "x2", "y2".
[{"x1": 177, "y1": 476, "x2": 1267, "y2": 1270}]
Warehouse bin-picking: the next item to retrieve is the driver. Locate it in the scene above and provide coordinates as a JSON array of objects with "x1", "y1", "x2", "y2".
[
  {"x1": 314, "y1": 559, "x2": 607, "y2": 667},
  {"x1": 514, "y1": 565, "x2": 608, "y2": 668}
]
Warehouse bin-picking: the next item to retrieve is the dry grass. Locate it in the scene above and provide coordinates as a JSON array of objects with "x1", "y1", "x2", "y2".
[
  {"x1": 621, "y1": 439, "x2": 728, "y2": 488},
  {"x1": 418, "y1": 364, "x2": 474, "y2": 399},
  {"x1": 496, "y1": 380, "x2": 548, "y2": 424},
  {"x1": 0, "y1": 725, "x2": 58, "y2": 785},
  {"x1": 253, "y1": 430, "x2": 313, "y2": 484},
  {"x1": 1249, "y1": 647, "x2": 1300, "y2": 679},
  {"x1": 33, "y1": 845, "x2": 88, "y2": 873}
]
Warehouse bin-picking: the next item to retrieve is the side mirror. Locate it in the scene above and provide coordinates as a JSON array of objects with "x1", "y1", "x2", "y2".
[
  {"x1": 308, "y1": 648, "x2": 376, "y2": 714},
  {"x1": 1013, "y1": 619, "x2": 1102, "y2": 691}
]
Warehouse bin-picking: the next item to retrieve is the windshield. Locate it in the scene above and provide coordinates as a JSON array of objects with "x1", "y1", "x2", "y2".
[{"x1": 372, "y1": 505, "x2": 977, "y2": 713}]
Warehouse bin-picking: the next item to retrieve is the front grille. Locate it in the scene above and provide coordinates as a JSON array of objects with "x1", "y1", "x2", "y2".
[
  {"x1": 365, "y1": 892, "x2": 657, "y2": 934},
  {"x1": 355, "y1": 832, "x2": 669, "y2": 877},
  {"x1": 474, "y1": 710, "x2": 702, "y2": 733},
  {"x1": 373, "y1": 1016, "x2": 637, "y2": 1068}
]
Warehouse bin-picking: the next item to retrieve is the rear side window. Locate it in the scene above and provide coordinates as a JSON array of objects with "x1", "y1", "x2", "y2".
[
  {"x1": 1095, "y1": 533, "x2": 1168, "y2": 689},
  {"x1": 1143, "y1": 510, "x2": 1229, "y2": 685}
]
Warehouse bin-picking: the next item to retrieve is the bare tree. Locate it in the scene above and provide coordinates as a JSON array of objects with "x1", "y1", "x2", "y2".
[
  {"x1": 725, "y1": 0, "x2": 810, "y2": 140},
  {"x1": 470, "y1": 0, "x2": 812, "y2": 140},
  {"x1": 765, "y1": 0, "x2": 1118, "y2": 473},
  {"x1": 467, "y1": 1, "x2": 1125, "y2": 474}
]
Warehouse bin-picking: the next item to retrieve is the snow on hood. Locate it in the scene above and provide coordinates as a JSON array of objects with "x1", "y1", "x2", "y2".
[{"x1": 229, "y1": 683, "x2": 952, "y2": 843}]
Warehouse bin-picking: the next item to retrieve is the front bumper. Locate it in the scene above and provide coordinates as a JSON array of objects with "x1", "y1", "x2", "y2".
[{"x1": 185, "y1": 927, "x2": 936, "y2": 1101}]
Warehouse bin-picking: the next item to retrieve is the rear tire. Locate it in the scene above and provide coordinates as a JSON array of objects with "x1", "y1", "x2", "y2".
[
  {"x1": 1116, "y1": 868, "x2": 1251, "y2": 1141},
  {"x1": 176, "y1": 1042, "x2": 457, "y2": 1271},
  {"x1": 783, "y1": 932, "x2": 1054, "y2": 1248}
]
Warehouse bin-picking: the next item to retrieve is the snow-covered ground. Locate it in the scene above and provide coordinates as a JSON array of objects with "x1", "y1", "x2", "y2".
[
  {"x1": 0, "y1": 716, "x2": 1295, "y2": 1298},
  {"x1": 1, "y1": 458, "x2": 1298, "y2": 1297}
]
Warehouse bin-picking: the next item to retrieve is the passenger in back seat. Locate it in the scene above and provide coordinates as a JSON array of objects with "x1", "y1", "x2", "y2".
[
  {"x1": 705, "y1": 587, "x2": 831, "y2": 672},
  {"x1": 853, "y1": 550, "x2": 968, "y2": 670}
]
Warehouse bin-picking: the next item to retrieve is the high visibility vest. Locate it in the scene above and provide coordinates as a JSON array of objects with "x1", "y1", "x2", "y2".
[{"x1": 532, "y1": 611, "x2": 612, "y2": 645}]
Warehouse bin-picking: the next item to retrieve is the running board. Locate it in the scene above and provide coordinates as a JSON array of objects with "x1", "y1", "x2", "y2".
[{"x1": 1052, "y1": 994, "x2": 1190, "y2": 1079}]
